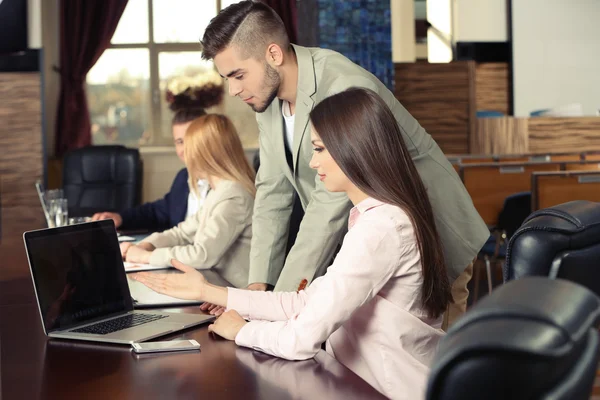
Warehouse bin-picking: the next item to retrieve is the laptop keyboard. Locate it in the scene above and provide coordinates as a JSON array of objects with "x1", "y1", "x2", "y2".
[{"x1": 72, "y1": 313, "x2": 168, "y2": 335}]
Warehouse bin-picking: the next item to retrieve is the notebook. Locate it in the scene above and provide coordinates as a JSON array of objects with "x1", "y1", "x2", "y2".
[{"x1": 123, "y1": 262, "x2": 170, "y2": 272}]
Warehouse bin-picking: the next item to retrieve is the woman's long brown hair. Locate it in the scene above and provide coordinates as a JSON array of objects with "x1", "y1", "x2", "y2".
[{"x1": 309, "y1": 88, "x2": 452, "y2": 319}]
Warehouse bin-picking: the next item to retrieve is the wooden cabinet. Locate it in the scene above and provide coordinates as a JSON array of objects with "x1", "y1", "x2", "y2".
[{"x1": 0, "y1": 72, "x2": 44, "y2": 240}]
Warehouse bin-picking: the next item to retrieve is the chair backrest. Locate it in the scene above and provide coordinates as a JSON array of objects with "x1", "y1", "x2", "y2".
[
  {"x1": 496, "y1": 191, "x2": 531, "y2": 238},
  {"x1": 504, "y1": 201, "x2": 600, "y2": 297},
  {"x1": 563, "y1": 160, "x2": 600, "y2": 171},
  {"x1": 583, "y1": 152, "x2": 600, "y2": 161},
  {"x1": 460, "y1": 162, "x2": 561, "y2": 225},
  {"x1": 62, "y1": 145, "x2": 142, "y2": 217},
  {"x1": 426, "y1": 277, "x2": 600, "y2": 400},
  {"x1": 532, "y1": 172, "x2": 600, "y2": 211}
]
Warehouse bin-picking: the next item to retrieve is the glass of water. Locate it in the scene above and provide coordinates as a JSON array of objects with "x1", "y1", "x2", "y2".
[{"x1": 48, "y1": 198, "x2": 69, "y2": 228}]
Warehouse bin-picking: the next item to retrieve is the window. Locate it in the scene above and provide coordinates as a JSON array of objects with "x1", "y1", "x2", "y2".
[{"x1": 87, "y1": 0, "x2": 259, "y2": 149}]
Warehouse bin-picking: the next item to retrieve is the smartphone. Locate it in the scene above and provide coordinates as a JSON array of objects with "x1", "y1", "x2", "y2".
[{"x1": 131, "y1": 339, "x2": 200, "y2": 354}]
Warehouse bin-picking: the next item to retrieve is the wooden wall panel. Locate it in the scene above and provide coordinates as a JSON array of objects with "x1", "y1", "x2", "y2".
[
  {"x1": 475, "y1": 63, "x2": 510, "y2": 115},
  {"x1": 472, "y1": 117, "x2": 529, "y2": 154},
  {"x1": 395, "y1": 62, "x2": 471, "y2": 154},
  {"x1": 528, "y1": 117, "x2": 600, "y2": 153},
  {"x1": 0, "y1": 72, "x2": 44, "y2": 243}
]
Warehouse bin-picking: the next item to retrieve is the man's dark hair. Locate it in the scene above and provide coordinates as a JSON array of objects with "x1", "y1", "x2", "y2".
[{"x1": 201, "y1": 0, "x2": 290, "y2": 61}]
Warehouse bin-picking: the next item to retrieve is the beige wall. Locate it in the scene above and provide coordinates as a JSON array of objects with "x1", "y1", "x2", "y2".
[
  {"x1": 453, "y1": 0, "x2": 507, "y2": 42},
  {"x1": 390, "y1": 0, "x2": 416, "y2": 62},
  {"x1": 28, "y1": 0, "x2": 42, "y2": 49}
]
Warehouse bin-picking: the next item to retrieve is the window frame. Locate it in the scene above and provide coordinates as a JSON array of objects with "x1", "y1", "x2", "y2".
[{"x1": 96, "y1": 0, "x2": 223, "y2": 146}]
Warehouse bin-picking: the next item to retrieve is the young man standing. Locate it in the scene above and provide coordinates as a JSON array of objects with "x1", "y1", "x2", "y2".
[{"x1": 200, "y1": 0, "x2": 488, "y2": 325}]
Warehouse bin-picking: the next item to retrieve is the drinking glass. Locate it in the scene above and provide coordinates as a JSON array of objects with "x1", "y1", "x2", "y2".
[{"x1": 48, "y1": 198, "x2": 68, "y2": 228}]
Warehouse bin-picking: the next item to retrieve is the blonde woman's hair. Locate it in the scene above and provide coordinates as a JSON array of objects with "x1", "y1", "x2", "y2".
[{"x1": 183, "y1": 114, "x2": 256, "y2": 196}]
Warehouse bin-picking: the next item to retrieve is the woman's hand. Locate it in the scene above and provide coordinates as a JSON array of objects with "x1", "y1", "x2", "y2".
[
  {"x1": 130, "y1": 259, "x2": 207, "y2": 301},
  {"x1": 120, "y1": 242, "x2": 134, "y2": 259},
  {"x1": 125, "y1": 245, "x2": 152, "y2": 264},
  {"x1": 208, "y1": 310, "x2": 247, "y2": 341},
  {"x1": 136, "y1": 241, "x2": 156, "y2": 251},
  {"x1": 200, "y1": 302, "x2": 226, "y2": 316}
]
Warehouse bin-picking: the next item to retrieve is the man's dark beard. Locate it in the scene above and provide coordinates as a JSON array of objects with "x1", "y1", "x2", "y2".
[{"x1": 251, "y1": 64, "x2": 280, "y2": 113}]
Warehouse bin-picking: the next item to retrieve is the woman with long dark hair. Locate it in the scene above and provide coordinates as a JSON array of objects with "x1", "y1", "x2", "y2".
[{"x1": 132, "y1": 88, "x2": 452, "y2": 399}]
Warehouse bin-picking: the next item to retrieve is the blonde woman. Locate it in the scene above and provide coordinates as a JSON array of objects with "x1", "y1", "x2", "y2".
[{"x1": 122, "y1": 114, "x2": 255, "y2": 289}]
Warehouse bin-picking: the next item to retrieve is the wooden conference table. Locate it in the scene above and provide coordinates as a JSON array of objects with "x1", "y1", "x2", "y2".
[{"x1": 0, "y1": 233, "x2": 385, "y2": 400}]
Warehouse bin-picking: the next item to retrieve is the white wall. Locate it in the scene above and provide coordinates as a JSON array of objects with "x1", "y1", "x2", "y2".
[
  {"x1": 512, "y1": 0, "x2": 600, "y2": 116},
  {"x1": 453, "y1": 0, "x2": 507, "y2": 42}
]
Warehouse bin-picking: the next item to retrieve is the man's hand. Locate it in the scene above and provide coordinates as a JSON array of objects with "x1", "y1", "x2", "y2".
[
  {"x1": 247, "y1": 283, "x2": 268, "y2": 291},
  {"x1": 91, "y1": 212, "x2": 123, "y2": 228},
  {"x1": 207, "y1": 310, "x2": 247, "y2": 341}
]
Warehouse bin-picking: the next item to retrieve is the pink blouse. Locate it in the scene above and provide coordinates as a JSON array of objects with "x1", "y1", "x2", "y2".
[{"x1": 227, "y1": 198, "x2": 445, "y2": 399}]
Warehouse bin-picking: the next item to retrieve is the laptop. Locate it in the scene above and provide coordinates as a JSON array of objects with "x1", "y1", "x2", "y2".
[{"x1": 23, "y1": 220, "x2": 215, "y2": 344}]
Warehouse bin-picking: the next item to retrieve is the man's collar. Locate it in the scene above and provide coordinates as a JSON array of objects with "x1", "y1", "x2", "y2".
[{"x1": 291, "y1": 44, "x2": 316, "y2": 98}]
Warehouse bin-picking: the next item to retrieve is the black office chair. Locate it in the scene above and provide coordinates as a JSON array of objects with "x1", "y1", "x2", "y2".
[
  {"x1": 504, "y1": 200, "x2": 600, "y2": 296},
  {"x1": 473, "y1": 191, "x2": 531, "y2": 300},
  {"x1": 62, "y1": 145, "x2": 142, "y2": 217},
  {"x1": 426, "y1": 277, "x2": 600, "y2": 400}
]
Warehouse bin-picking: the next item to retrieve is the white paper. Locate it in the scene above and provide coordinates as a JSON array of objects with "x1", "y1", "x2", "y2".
[
  {"x1": 123, "y1": 262, "x2": 171, "y2": 272},
  {"x1": 127, "y1": 277, "x2": 199, "y2": 306}
]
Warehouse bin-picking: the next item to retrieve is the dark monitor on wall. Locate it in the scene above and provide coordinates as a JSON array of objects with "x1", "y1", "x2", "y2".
[{"x1": 0, "y1": 0, "x2": 28, "y2": 55}]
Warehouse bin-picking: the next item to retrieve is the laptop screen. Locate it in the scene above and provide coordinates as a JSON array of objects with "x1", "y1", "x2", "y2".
[{"x1": 24, "y1": 220, "x2": 132, "y2": 333}]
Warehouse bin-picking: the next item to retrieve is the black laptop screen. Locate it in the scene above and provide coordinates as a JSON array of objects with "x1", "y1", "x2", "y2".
[{"x1": 24, "y1": 221, "x2": 132, "y2": 333}]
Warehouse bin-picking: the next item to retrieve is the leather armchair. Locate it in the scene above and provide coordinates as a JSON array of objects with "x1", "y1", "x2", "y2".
[
  {"x1": 62, "y1": 145, "x2": 142, "y2": 217},
  {"x1": 426, "y1": 277, "x2": 600, "y2": 400},
  {"x1": 504, "y1": 200, "x2": 600, "y2": 296}
]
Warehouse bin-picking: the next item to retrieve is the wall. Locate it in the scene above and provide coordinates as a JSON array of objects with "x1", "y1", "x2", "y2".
[
  {"x1": 512, "y1": 0, "x2": 600, "y2": 116},
  {"x1": 41, "y1": 0, "x2": 60, "y2": 158},
  {"x1": 27, "y1": 0, "x2": 42, "y2": 48},
  {"x1": 390, "y1": 0, "x2": 415, "y2": 63},
  {"x1": 318, "y1": 0, "x2": 393, "y2": 89},
  {"x1": 0, "y1": 73, "x2": 44, "y2": 236},
  {"x1": 453, "y1": 0, "x2": 507, "y2": 42},
  {"x1": 426, "y1": 0, "x2": 507, "y2": 62}
]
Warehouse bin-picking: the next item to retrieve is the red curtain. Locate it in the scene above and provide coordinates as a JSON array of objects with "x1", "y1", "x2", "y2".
[
  {"x1": 261, "y1": 0, "x2": 298, "y2": 44},
  {"x1": 54, "y1": 0, "x2": 128, "y2": 157}
]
